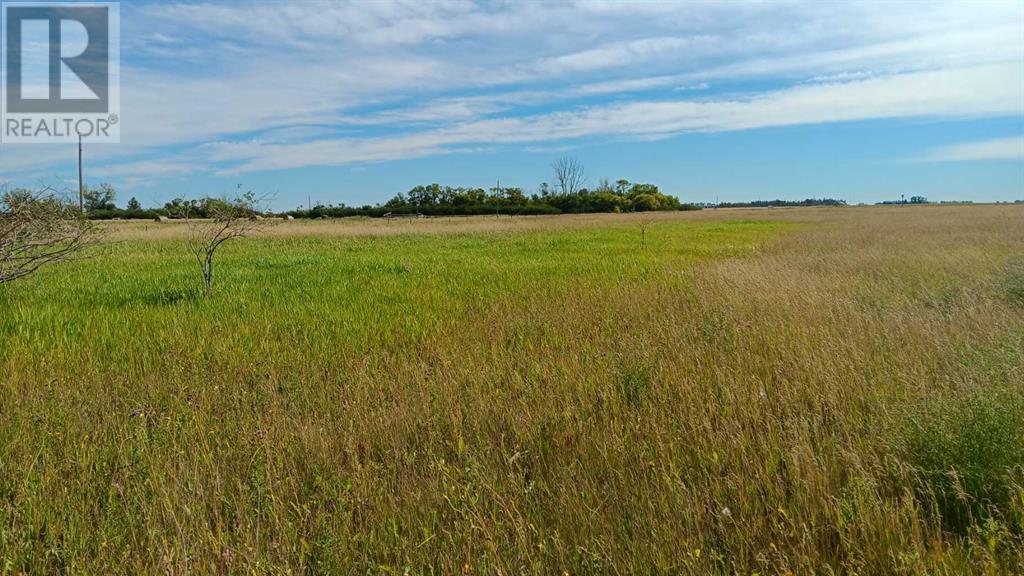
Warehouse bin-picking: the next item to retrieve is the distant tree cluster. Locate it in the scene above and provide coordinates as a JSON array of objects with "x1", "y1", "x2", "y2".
[
  {"x1": 70, "y1": 186, "x2": 852, "y2": 220},
  {"x1": 78, "y1": 180, "x2": 697, "y2": 221},
  {"x1": 876, "y1": 196, "x2": 929, "y2": 206},
  {"x1": 283, "y1": 182, "x2": 696, "y2": 219},
  {"x1": 284, "y1": 157, "x2": 698, "y2": 218},
  {"x1": 81, "y1": 183, "x2": 161, "y2": 220},
  {"x1": 713, "y1": 198, "x2": 847, "y2": 208},
  {"x1": 285, "y1": 176, "x2": 699, "y2": 219},
  {"x1": 337, "y1": 178, "x2": 692, "y2": 217},
  {"x1": 80, "y1": 186, "x2": 265, "y2": 221}
]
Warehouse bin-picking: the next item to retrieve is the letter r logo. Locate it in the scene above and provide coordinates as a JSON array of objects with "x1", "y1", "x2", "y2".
[{"x1": 5, "y1": 5, "x2": 110, "y2": 113}]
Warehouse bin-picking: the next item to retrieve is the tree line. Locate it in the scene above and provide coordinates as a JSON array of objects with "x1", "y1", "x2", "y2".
[
  {"x1": 288, "y1": 179, "x2": 698, "y2": 219},
  {"x1": 290, "y1": 158, "x2": 698, "y2": 217},
  {"x1": 29, "y1": 185, "x2": 858, "y2": 220},
  {"x1": 63, "y1": 157, "x2": 701, "y2": 219},
  {"x1": 61, "y1": 180, "x2": 700, "y2": 220},
  {"x1": 711, "y1": 198, "x2": 846, "y2": 208}
]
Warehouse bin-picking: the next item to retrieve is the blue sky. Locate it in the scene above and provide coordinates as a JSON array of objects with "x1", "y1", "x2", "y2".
[{"x1": 2, "y1": 0, "x2": 1023, "y2": 209}]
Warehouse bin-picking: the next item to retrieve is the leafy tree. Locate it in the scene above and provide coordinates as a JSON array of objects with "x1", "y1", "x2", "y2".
[
  {"x1": 385, "y1": 193, "x2": 407, "y2": 208},
  {"x1": 628, "y1": 183, "x2": 660, "y2": 197},
  {"x1": 164, "y1": 198, "x2": 199, "y2": 218},
  {"x1": 408, "y1": 184, "x2": 442, "y2": 206},
  {"x1": 632, "y1": 193, "x2": 660, "y2": 212},
  {"x1": 591, "y1": 192, "x2": 627, "y2": 212},
  {"x1": 495, "y1": 186, "x2": 527, "y2": 206},
  {"x1": 83, "y1": 183, "x2": 116, "y2": 212},
  {"x1": 127, "y1": 197, "x2": 142, "y2": 212}
]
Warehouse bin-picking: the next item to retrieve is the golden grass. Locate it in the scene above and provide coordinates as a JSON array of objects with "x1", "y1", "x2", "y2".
[{"x1": 1, "y1": 205, "x2": 1022, "y2": 574}]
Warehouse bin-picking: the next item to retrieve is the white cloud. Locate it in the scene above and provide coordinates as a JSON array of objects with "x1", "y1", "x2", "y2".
[
  {"x1": 517, "y1": 37, "x2": 699, "y2": 77},
  {"x1": 213, "y1": 63, "x2": 1024, "y2": 173},
  {"x1": 918, "y1": 136, "x2": 1024, "y2": 162},
  {"x1": 2, "y1": 0, "x2": 1022, "y2": 184}
]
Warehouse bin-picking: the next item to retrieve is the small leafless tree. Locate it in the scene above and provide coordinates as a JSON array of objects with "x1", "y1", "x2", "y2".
[
  {"x1": 0, "y1": 186, "x2": 99, "y2": 284},
  {"x1": 552, "y1": 156, "x2": 585, "y2": 196},
  {"x1": 639, "y1": 217, "x2": 652, "y2": 249},
  {"x1": 187, "y1": 191, "x2": 267, "y2": 296}
]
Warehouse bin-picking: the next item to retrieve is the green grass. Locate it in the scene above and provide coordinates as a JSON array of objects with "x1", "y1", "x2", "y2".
[
  {"x1": 0, "y1": 219, "x2": 788, "y2": 573},
  {"x1": 903, "y1": 386, "x2": 1024, "y2": 534},
  {"x1": 2, "y1": 209, "x2": 1023, "y2": 574},
  {"x1": 1005, "y1": 258, "x2": 1024, "y2": 306},
  {"x1": 1, "y1": 220, "x2": 780, "y2": 363}
]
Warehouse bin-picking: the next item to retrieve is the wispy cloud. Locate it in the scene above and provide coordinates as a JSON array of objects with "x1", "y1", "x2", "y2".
[
  {"x1": 1, "y1": 0, "x2": 1022, "y2": 189},
  {"x1": 917, "y1": 136, "x2": 1024, "y2": 162},
  {"x1": 212, "y1": 63, "x2": 1024, "y2": 173}
]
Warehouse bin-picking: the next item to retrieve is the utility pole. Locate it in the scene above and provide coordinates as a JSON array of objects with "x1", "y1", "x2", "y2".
[{"x1": 78, "y1": 134, "x2": 85, "y2": 213}]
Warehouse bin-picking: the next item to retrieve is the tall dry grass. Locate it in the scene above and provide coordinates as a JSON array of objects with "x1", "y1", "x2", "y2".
[{"x1": 1, "y1": 205, "x2": 1022, "y2": 574}]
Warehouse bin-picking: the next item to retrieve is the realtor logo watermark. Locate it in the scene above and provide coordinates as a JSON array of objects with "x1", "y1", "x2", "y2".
[{"x1": 2, "y1": 1, "x2": 120, "y2": 143}]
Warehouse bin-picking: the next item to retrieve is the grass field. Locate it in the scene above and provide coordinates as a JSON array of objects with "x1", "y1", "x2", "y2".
[{"x1": 1, "y1": 206, "x2": 1022, "y2": 574}]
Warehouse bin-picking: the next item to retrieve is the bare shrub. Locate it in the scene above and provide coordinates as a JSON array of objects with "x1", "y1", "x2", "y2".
[
  {"x1": 186, "y1": 192, "x2": 267, "y2": 296},
  {"x1": 639, "y1": 217, "x2": 652, "y2": 248},
  {"x1": 0, "y1": 186, "x2": 99, "y2": 284}
]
